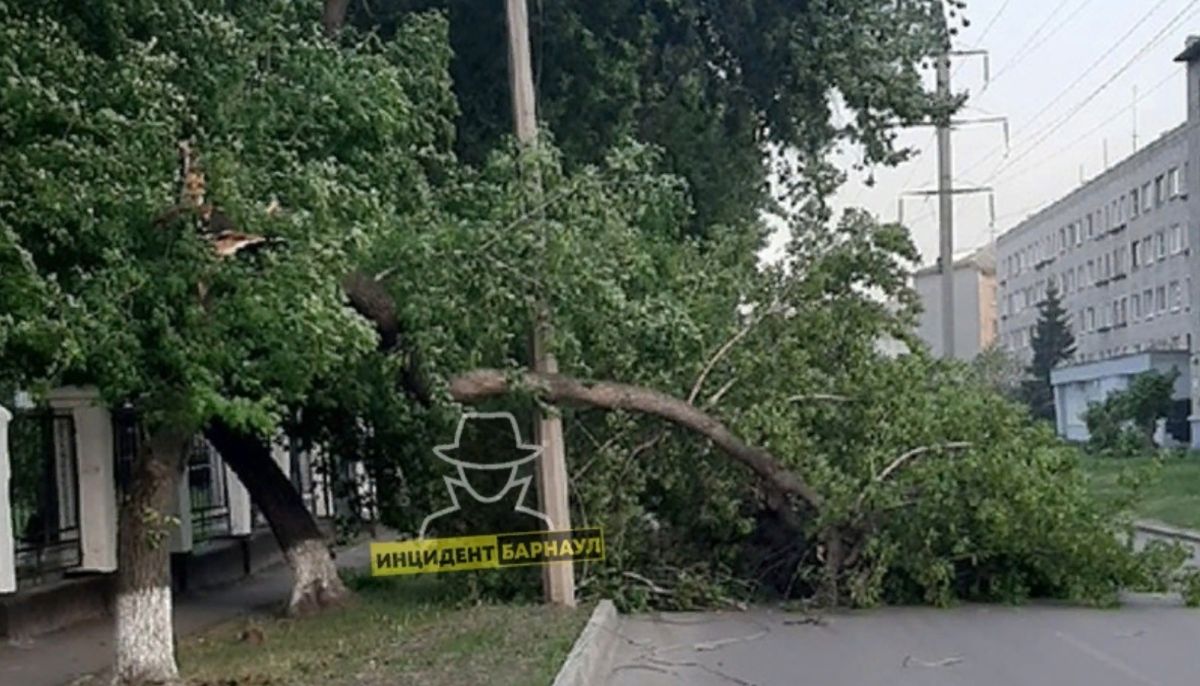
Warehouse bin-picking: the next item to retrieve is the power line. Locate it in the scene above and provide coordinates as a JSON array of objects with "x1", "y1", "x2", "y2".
[
  {"x1": 996, "y1": 0, "x2": 1174, "y2": 154},
  {"x1": 986, "y1": 0, "x2": 1200, "y2": 182},
  {"x1": 990, "y1": 67, "x2": 1179, "y2": 235},
  {"x1": 961, "y1": 0, "x2": 1198, "y2": 185},
  {"x1": 987, "y1": 0, "x2": 1072, "y2": 84},
  {"x1": 970, "y1": 0, "x2": 1014, "y2": 48},
  {"x1": 953, "y1": 0, "x2": 1015, "y2": 80},
  {"x1": 958, "y1": 0, "x2": 1179, "y2": 181},
  {"x1": 994, "y1": 67, "x2": 1179, "y2": 185},
  {"x1": 988, "y1": 0, "x2": 1097, "y2": 85}
]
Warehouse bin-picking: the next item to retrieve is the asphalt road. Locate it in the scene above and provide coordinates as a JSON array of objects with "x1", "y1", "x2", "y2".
[
  {"x1": 607, "y1": 596, "x2": 1200, "y2": 685},
  {"x1": 605, "y1": 527, "x2": 1200, "y2": 685}
]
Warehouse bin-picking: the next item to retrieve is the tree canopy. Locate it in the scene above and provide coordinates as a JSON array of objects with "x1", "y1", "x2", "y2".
[
  {"x1": 2, "y1": 8, "x2": 1196, "y2": 678},
  {"x1": 343, "y1": 0, "x2": 960, "y2": 235}
]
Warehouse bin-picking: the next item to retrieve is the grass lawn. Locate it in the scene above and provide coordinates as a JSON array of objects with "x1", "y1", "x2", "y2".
[
  {"x1": 179, "y1": 574, "x2": 589, "y2": 686},
  {"x1": 1080, "y1": 453, "x2": 1200, "y2": 530}
]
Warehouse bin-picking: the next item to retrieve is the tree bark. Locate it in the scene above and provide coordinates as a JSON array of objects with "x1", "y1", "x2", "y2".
[
  {"x1": 448, "y1": 369, "x2": 824, "y2": 511},
  {"x1": 114, "y1": 429, "x2": 189, "y2": 685},
  {"x1": 321, "y1": 0, "x2": 352, "y2": 37},
  {"x1": 204, "y1": 420, "x2": 348, "y2": 616},
  {"x1": 342, "y1": 270, "x2": 430, "y2": 405}
]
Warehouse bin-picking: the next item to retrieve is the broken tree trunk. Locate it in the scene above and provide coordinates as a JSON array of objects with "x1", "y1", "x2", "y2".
[
  {"x1": 188, "y1": 272, "x2": 421, "y2": 618},
  {"x1": 448, "y1": 368, "x2": 824, "y2": 511},
  {"x1": 114, "y1": 429, "x2": 190, "y2": 685},
  {"x1": 204, "y1": 420, "x2": 348, "y2": 616}
]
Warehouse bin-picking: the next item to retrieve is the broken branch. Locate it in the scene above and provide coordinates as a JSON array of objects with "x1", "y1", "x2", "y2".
[
  {"x1": 875, "y1": 441, "x2": 972, "y2": 483},
  {"x1": 448, "y1": 368, "x2": 823, "y2": 511}
]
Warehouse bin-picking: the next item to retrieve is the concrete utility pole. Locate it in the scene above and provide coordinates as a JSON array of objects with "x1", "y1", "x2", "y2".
[
  {"x1": 504, "y1": 0, "x2": 575, "y2": 607},
  {"x1": 935, "y1": 53, "x2": 956, "y2": 359}
]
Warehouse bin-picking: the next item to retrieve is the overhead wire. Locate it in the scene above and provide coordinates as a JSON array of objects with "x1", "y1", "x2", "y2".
[
  {"x1": 985, "y1": 0, "x2": 1073, "y2": 85},
  {"x1": 995, "y1": 67, "x2": 1179, "y2": 185},
  {"x1": 959, "y1": 0, "x2": 1194, "y2": 183},
  {"x1": 985, "y1": 0, "x2": 1200, "y2": 182}
]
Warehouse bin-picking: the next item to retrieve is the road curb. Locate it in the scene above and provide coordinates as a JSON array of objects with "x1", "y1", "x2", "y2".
[
  {"x1": 552, "y1": 599, "x2": 619, "y2": 686},
  {"x1": 1135, "y1": 519, "x2": 1200, "y2": 545}
]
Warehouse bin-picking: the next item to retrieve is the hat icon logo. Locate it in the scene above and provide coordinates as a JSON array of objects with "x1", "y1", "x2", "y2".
[{"x1": 419, "y1": 412, "x2": 553, "y2": 538}]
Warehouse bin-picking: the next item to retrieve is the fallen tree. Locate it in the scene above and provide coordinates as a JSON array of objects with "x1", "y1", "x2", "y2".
[
  {"x1": 204, "y1": 421, "x2": 350, "y2": 616},
  {"x1": 196, "y1": 270, "x2": 428, "y2": 617},
  {"x1": 445, "y1": 359, "x2": 1198, "y2": 609},
  {"x1": 448, "y1": 368, "x2": 822, "y2": 511}
]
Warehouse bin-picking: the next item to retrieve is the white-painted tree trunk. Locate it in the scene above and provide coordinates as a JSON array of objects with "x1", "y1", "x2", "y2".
[
  {"x1": 114, "y1": 429, "x2": 188, "y2": 685},
  {"x1": 285, "y1": 538, "x2": 347, "y2": 616},
  {"x1": 115, "y1": 586, "x2": 177, "y2": 683}
]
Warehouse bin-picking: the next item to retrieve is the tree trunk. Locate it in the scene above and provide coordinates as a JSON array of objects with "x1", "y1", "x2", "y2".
[
  {"x1": 114, "y1": 429, "x2": 189, "y2": 685},
  {"x1": 203, "y1": 420, "x2": 348, "y2": 616},
  {"x1": 322, "y1": 0, "x2": 352, "y2": 37},
  {"x1": 448, "y1": 368, "x2": 824, "y2": 511}
]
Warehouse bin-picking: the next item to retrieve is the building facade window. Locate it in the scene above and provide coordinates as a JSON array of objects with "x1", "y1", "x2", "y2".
[
  {"x1": 1142, "y1": 182, "x2": 1152, "y2": 212},
  {"x1": 1157, "y1": 231, "x2": 1166, "y2": 258},
  {"x1": 1157, "y1": 286, "x2": 1167, "y2": 312},
  {"x1": 1131, "y1": 189, "x2": 1140, "y2": 218}
]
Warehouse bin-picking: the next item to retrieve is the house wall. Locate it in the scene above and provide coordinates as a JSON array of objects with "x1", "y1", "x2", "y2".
[
  {"x1": 996, "y1": 124, "x2": 1192, "y2": 366},
  {"x1": 1051, "y1": 351, "x2": 1190, "y2": 442},
  {"x1": 915, "y1": 264, "x2": 990, "y2": 360}
]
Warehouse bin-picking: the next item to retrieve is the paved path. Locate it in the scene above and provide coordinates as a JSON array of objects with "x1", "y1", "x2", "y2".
[
  {"x1": 607, "y1": 597, "x2": 1200, "y2": 686},
  {"x1": 0, "y1": 541, "x2": 372, "y2": 686}
]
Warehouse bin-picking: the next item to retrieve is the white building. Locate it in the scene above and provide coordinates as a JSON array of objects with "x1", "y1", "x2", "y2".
[
  {"x1": 0, "y1": 388, "x2": 351, "y2": 636},
  {"x1": 913, "y1": 245, "x2": 997, "y2": 360},
  {"x1": 996, "y1": 38, "x2": 1200, "y2": 445}
]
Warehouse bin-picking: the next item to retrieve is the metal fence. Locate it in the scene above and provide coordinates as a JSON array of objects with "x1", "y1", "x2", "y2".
[
  {"x1": 9, "y1": 410, "x2": 82, "y2": 583},
  {"x1": 188, "y1": 436, "x2": 231, "y2": 542}
]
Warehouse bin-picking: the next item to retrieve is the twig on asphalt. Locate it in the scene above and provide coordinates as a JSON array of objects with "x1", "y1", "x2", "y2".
[
  {"x1": 693, "y1": 629, "x2": 769, "y2": 652},
  {"x1": 902, "y1": 654, "x2": 965, "y2": 668},
  {"x1": 646, "y1": 656, "x2": 759, "y2": 686}
]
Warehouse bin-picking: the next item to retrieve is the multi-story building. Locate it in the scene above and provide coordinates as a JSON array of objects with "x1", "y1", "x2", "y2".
[
  {"x1": 914, "y1": 246, "x2": 997, "y2": 360},
  {"x1": 997, "y1": 124, "x2": 1192, "y2": 361},
  {"x1": 997, "y1": 38, "x2": 1200, "y2": 444}
]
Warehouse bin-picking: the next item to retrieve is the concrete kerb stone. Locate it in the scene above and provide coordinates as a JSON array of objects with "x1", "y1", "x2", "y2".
[
  {"x1": 1135, "y1": 519, "x2": 1200, "y2": 545},
  {"x1": 552, "y1": 599, "x2": 619, "y2": 686}
]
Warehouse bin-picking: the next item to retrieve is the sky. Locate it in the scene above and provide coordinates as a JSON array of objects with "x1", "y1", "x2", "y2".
[{"x1": 769, "y1": 0, "x2": 1200, "y2": 268}]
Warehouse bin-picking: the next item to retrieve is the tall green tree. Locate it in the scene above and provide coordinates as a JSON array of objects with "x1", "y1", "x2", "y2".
[
  {"x1": 1022, "y1": 284, "x2": 1076, "y2": 421},
  {"x1": 340, "y1": 0, "x2": 961, "y2": 235},
  {"x1": 0, "y1": 1, "x2": 454, "y2": 680}
]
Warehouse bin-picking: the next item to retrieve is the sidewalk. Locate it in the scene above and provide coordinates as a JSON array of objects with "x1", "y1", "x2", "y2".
[
  {"x1": 0, "y1": 541, "x2": 372, "y2": 686},
  {"x1": 1133, "y1": 519, "x2": 1200, "y2": 567}
]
